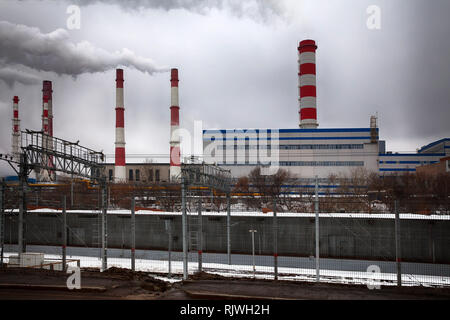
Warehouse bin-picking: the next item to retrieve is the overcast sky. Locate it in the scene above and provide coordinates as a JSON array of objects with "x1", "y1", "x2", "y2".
[{"x1": 1, "y1": 0, "x2": 449, "y2": 176}]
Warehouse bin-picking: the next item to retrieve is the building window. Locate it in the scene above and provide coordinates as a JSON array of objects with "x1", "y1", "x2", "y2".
[
  {"x1": 148, "y1": 169, "x2": 153, "y2": 182},
  {"x1": 108, "y1": 169, "x2": 113, "y2": 181},
  {"x1": 136, "y1": 169, "x2": 140, "y2": 182},
  {"x1": 129, "y1": 169, "x2": 133, "y2": 181},
  {"x1": 155, "y1": 169, "x2": 160, "y2": 182}
]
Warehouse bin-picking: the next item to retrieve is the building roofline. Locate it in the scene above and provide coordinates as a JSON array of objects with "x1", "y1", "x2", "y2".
[
  {"x1": 203, "y1": 128, "x2": 377, "y2": 134},
  {"x1": 418, "y1": 138, "x2": 450, "y2": 153}
]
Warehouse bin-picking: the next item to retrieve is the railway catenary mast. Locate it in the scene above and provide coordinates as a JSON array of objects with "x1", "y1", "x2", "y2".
[
  {"x1": 169, "y1": 68, "x2": 181, "y2": 181},
  {"x1": 298, "y1": 40, "x2": 318, "y2": 129},
  {"x1": 114, "y1": 68, "x2": 126, "y2": 182}
]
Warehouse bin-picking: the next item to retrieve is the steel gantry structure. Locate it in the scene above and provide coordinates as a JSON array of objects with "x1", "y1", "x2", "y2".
[
  {"x1": 179, "y1": 162, "x2": 232, "y2": 279},
  {"x1": 0, "y1": 130, "x2": 108, "y2": 270}
]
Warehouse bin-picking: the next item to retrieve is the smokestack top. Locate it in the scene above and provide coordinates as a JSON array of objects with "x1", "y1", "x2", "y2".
[
  {"x1": 116, "y1": 69, "x2": 124, "y2": 88},
  {"x1": 298, "y1": 39, "x2": 317, "y2": 53},
  {"x1": 42, "y1": 80, "x2": 53, "y2": 93},
  {"x1": 13, "y1": 96, "x2": 19, "y2": 103},
  {"x1": 171, "y1": 68, "x2": 179, "y2": 87}
]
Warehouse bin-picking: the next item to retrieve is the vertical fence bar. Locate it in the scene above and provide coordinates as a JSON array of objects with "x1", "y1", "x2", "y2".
[
  {"x1": 227, "y1": 192, "x2": 231, "y2": 265},
  {"x1": 315, "y1": 175, "x2": 320, "y2": 282},
  {"x1": 18, "y1": 153, "x2": 26, "y2": 254},
  {"x1": 198, "y1": 198, "x2": 202, "y2": 273},
  {"x1": 250, "y1": 229, "x2": 256, "y2": 278},
  {"x1": 168, "y1": 219, "x2": 172, "y2": 278},
  {"x1": 181, "y1": 177, "x2": 188, "y2": 280},
  {"x1": 395, "y1": 200, "x2": 402, "y2": 287},
  {"x1": 0, "y1": 179, "x2": 4, "y2": 267},
  {"x1": 101, "y1": 183, "x2": 107, "y2": 271},
  {"x1": 273, "y1": 198, "x2": 278, "y2": 280},
  {"x1": 62, "y1": 195, "x2": 67, "y2": 271},
  {"x1": 131, "y1": 198, "x2": 135, "y2": 272}
]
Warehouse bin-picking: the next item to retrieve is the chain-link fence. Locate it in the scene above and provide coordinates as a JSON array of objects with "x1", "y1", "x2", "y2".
[{"x1": 1, "y1": 182, "x2": 450, "y2": 288}]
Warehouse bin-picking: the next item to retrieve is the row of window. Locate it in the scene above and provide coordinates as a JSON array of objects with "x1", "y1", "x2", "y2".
[
  {"x1": 279, "y1": 161, "x2": 365, "y2": 167},
  {"x1": 108, "y1": 168, "x2": 160, "y2": 182},
  {"x1": 220, "y1": 161, "x2": 365, "y2": 167},
  {"x1": 379, "y1": 161, "x2": 439, "y2": 164},
  {"x1": 221, "y1": 144, "x2": 365, "y2": 150}
]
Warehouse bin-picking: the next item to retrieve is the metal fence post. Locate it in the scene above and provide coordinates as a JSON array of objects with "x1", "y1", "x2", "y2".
[
  {"x1": 0, "y1": 179, "x2": 4, "y2": 267},
  {"x1": 249, "y1": 229, "x2": 257, "y2": 278},
  {"x1": 18, "y1": 153, "x2": 27, "y2": 254},
  {"x1": 315, "y1": 175, "x2": 320, "y2": 282},
  {"x1": 101, "y1": 182, "x2": 107, "y2": 271},
  {"x1": 168, "y1": 219, "x2": 172, "y2": 278},
  {"x1": 227, "y1": 192, "x2": 231, "y2": 265},
  {"x1": 62, "y1": 195, "x2": 67, "y2": 271},
  {"x1": 168, "y1": 219, "x2": 173, "y2": 277},
  {"x1": 181, "y1": 177, "x2": 188, "y2": 280},
  {"x1": 131, "y1": 198, "x2": 135, "y2": 272},
  {"x1": 395, "y1": 200, "x2": 402, "y2": 287},
  {"x1": 273, "y1": 198, "x2": 278, "y2": 280},
  {"x1": 198, "y1": 198, "x2": 203, "y2": 273}
]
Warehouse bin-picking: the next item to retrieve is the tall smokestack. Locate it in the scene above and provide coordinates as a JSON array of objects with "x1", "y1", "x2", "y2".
[
  {"x1": 114, "y1": 69, "x2": 126, "y2": 182},
  {"x1": 42, "y1": 80, "x2": 55, "y2": 180},
  {"x1": 11, "y1": 96, "x2": 20, "y2": 161},
  {"x1": 298, "y1": 40, "x2": 318, "y2": 129},
  {"x1": 169, "y1": 68, "x2": 181, "y2": 181},
  {"x1": 43, "y1": 95, "x2": 49, "y2": 134},
  {"x1": 39, "y1": 95, "x2": 51, "y2": 181},
  {"x1": 42, "y1": 81, "x2": 53, "y2": 136}
]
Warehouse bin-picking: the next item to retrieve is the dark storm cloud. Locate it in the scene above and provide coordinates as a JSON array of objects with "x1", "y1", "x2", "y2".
[
  {"x1": 0, "y1": 0, "x2": 449, "y2": 178},
  {"x1": 0, "y1": 20, "x2": 169, "y2": 76},
  {"x1": 401, "y1": 0, "x2": 450, "y2": 141}
]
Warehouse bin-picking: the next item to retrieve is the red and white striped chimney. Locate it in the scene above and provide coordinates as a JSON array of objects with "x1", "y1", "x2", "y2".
[
  {"x1": 42, "y1": 81, "x2": 53, "y2": 136},
  {"x1": 114, "y1": 69, "x2": 126, "y2": 182},
  {"x1": 11, "y1": 96, "x2": 20, "y2": 160},
  {"x1": 39, "y1": 95, "x2": 51, "y2": 181},
  {"x1": 169, "y1": 68, "x2": 181, "y2": 181},
  {"x1": 43, "y1": 95, "x2": 50, "y2": 134},
  {"x1": 298, "y1": 40, "x2": 318, "y2": 128}
]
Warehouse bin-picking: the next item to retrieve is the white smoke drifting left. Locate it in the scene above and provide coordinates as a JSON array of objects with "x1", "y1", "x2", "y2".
[
  {"x1": 0, "y1": 66, "x2": 41, "y2": 87},
  {"x1": 0, "y1": 20, "x2": 169, "y2": 78}
]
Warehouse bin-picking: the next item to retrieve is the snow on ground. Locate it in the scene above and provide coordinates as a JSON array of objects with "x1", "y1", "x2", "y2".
[
  {"x1": 3, "y1": 252, "x2": 449, "y2": 288},
  {"x1": 6, "y1": 208, "x2": 450, "y2": 220}
]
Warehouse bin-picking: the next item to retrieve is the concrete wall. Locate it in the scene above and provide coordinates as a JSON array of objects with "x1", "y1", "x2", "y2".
[{"x1": 3, "y1": 212, "x2": 450, "y2": 263}]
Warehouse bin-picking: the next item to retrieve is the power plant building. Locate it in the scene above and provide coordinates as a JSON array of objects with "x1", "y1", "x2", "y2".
[{"x1": 202, "y1": 40, "x2": 449, "y2": 181}]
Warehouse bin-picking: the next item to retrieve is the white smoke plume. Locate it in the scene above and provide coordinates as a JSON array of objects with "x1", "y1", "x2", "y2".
[
  {"x1": 0, "y1": 66, "x2": 41, "y2": 87},
  {"x1": 21, "y1": 0, "x2": 285, "y2": 21},
  {"x1": 0, "y1": 21, "x2": 169, "y2": 76}
]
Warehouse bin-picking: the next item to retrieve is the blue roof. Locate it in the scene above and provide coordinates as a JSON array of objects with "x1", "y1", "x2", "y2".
[
  {"x1": 203, "y1": 128, "x2": 377, "y2": 134},
  {"x1": 379, "y1": 153, "x2": 445, "y2": 157},
  {"x1": 3, "y1": 176, "x2": 36, "y2": 183},
  {"x1": 418, "y1": 138, "x2": 450, "y2": 153}
]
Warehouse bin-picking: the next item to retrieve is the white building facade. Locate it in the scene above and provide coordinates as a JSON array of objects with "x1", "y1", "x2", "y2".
[{"x1": 203, "y1": 128, "x2": 448, "y2": 180}]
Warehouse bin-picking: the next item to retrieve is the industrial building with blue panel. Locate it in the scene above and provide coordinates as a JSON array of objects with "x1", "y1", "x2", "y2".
[{"x1": 202, "y1": 40, "x2": 449, "y2": 183}]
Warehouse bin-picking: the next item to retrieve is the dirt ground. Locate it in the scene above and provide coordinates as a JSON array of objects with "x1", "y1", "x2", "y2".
[{"x1": 0, "y1": 268, "x2": 450, "y2": 300}]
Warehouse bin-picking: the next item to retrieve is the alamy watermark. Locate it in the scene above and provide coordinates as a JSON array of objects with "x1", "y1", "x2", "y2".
[
  {"x1": 366, "y1": 5, "x2": 381, "y2": 30},
  {"x1": 66, "y1": 265, "x2": 81, "y2": 290},
  {"x1": 366, "y1": 265, "x2": 381, "y2": 289},
  {"x1": 66, "y1": 5, "x2": 81, "y2": 30},
  {"x1": 171, "y1": 120, "x2": 280, "y2": 175}
]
